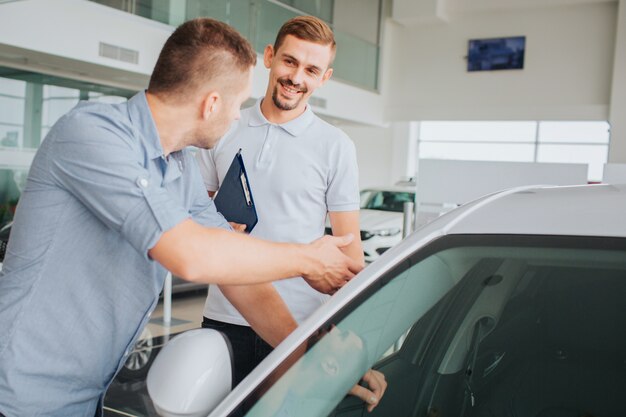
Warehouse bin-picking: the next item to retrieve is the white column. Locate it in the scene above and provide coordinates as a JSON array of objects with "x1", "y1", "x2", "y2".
[
  {"x1": 163, "y1": 272, "x2": 172, "y2": 325},
  {"x1": 390, "y1": 121, "x2": 420, "y2": 183},
  {"x1": 609, "y1": 0, "x2": 626, "y2": 162}
]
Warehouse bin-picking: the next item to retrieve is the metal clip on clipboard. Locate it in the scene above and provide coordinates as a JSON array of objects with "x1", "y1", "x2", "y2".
[{"x1": 240, "y1": 172, "x2": 252, "y2": 207}]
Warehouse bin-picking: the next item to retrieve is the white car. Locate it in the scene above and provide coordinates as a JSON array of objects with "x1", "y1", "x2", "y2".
[
  {"x1": 358, "y1": 187, "x2": 415, "y2": 262},
  {"x1": 324, "y1": 187, "x2": 417, "y2": 263},
  {"x1": 148, "y1": 183, "x2": 626, "y2": 417}
]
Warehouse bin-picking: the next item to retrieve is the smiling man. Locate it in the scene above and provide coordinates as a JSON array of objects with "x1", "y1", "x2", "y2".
[{"x1": 195, "y1": 16, "x2": 386, "y2": 410}]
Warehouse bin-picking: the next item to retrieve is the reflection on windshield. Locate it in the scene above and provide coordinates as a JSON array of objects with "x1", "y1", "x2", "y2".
[
  {"x1": 246, "y1": 250, "x2": 460, "y2": 416},
  {"x1": 246, "y1": 326, "x2": 367, "y2": 416}
]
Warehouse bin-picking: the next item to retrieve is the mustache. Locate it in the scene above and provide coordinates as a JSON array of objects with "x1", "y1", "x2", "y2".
[{"x1": 278, "y1": 78, "x2": 307, "y2": 93}]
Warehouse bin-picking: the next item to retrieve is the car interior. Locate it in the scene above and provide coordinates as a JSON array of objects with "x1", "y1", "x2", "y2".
[{"x1": 327, "y1": 239, "x2": 626, "y2": 417}]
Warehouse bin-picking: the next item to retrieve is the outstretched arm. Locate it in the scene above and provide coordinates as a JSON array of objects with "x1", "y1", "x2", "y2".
[{"x1": 148, "y1": 219, "x2": 362, "y2": 292}]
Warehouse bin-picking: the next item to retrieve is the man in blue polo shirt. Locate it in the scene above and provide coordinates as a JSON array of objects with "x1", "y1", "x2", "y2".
[
  {"x1": 197, "y1": 16, "x2": 386, "y2": 411},
  {"x1": 0, "y1": 18, "x2": 361, "y2": 416}
]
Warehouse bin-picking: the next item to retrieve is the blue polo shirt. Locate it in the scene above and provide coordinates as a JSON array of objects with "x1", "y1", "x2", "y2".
[{"x1": 0, "y1": 91, "x2": 229, "y2": 416}]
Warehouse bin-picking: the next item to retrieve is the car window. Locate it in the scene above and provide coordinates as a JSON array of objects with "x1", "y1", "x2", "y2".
[
  {"x1": 236, "y1": 235, "x2": 626, "y2": 417},
  {"x1": 360, "y1": 190, "x2": 415, "y2": 213}
]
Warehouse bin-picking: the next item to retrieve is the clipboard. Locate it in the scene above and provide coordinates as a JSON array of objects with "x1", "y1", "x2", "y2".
[{"x1": 213, "y1": 149, "x2": 258, "y2": 232}]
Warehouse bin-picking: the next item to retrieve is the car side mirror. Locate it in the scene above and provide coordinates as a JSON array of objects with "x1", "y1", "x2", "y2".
[{"x1": 147, "y1": 329, "x2": 233, "y2": 417}]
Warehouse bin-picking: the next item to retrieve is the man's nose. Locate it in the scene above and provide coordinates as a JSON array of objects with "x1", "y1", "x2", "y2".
[{"x1": 289, "y1": 66, "x2": 305, "y2": 86}]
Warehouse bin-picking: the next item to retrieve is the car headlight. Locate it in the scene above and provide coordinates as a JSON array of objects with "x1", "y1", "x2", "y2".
[{"x1": 371, "y1": 227, "x2": 401, "y2": 237}]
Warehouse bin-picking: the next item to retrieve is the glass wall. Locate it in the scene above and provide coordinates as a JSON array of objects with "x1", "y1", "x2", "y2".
[
  {"x1": 419, "y1": 121, "x2": 611, "y2": 182},
  {"x1": 90, "y1": 0, "x2": 381, "y2": 90},
  {"x1": 0, "y1": 67, "x2": 134, "y2": 229}
]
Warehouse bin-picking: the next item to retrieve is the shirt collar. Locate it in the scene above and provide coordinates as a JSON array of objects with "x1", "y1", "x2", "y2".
[
  {"x1": 127, "y1": 90, "x2": 165, "y2": 160},
  {"x1": 248, "y1": 98, "x2": 315, "y2": 137}
]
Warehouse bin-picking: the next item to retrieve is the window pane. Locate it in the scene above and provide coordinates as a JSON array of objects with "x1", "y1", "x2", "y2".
[
  {"x1": 539, "y1": 121, "x2": 610, "y2": 143},
  {"x1": 0, "y1": 78, "x2": 25, "y2": 97},
  {"x1": 420, "y1": 142, "x2": 535, "y2": 162},
  {"x1": 537, "y1": 144, "x2": 608, "y2": 181},
  {"x1": 88, "y1": 92, "x2": 130, "y2": 104},
  {"x1": 277, "y1": 0, "x2": 334, "y2": 23},
  {"x1": 42, "y1": 86, "x2": 81, "y2": 131},
  {"x1": 0, "y1": 127, "x2": 23, "y2": 148},
  {"x1": 0, "y1": 96, "x2": 24, "y2": 125},
  {"x1": 0, "y1": 67, "x2": 134, "y2": 227},
  {"x1": 421, "y1": 121, "x2": 536, "y2": 142}
]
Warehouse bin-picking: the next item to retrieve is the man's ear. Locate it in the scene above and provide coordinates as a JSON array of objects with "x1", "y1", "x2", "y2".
[
  {"x1": 202, "y1": 92, "x2": 220, "y2": 120},
  {"x1": 263, "y1": 44, "x2": 274, "y2": 69},
  {"x1": 321, "y1": 68, "x2": 333, "y2": 86}
]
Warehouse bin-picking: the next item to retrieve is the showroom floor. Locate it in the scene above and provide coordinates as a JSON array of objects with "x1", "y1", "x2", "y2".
[{"x1": 103, "y1": 288, "x2": 208, "y2": 417}]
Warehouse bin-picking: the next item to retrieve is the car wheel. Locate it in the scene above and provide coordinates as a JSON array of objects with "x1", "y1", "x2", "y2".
[{"x1": 117, "y1": 328, "x2": 156, "y2": 382}]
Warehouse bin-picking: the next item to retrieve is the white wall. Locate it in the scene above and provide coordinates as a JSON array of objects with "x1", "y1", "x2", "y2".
[
  {"x1": 383, "y1": 2, "x2": 617, "y2": 121},
  {"x1": 389, "y1": 122, "x2": 419, "y2": 182},
  {"x1": 602, "y1": 163, "x2": 626, "y2": 183},
  {"x1": 416, "y1": 159, "x2": 589, "y2": 206},
  {"x1": 0, "y1": 0, "x2": 170, "y2": 75},
  {"x1": 340, "y1": 125, "x2": 394, "y2": 189}
]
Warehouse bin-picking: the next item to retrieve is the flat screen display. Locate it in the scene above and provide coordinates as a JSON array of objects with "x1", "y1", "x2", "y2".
[{"x1": 467, "y1": 36, "x2": 525, "y2": 72}]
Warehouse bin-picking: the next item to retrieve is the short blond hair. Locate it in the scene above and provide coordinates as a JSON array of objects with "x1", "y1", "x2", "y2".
[{"x1": 273, "y1": 16, "x2": 336, "y2": 65}]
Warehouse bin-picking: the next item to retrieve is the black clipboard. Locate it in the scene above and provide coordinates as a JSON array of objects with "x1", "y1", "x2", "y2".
[{"x1": 213, "y1": 149, "x2": 258, "y2": 232}]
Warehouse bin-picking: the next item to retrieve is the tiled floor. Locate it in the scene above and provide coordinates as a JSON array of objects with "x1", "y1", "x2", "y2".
[
  {"x1": 103, "y1": 289, "x2": 208, "y2": 417},
  {"x1": 146, "y1": 288, "x2": 208, "y2": 338}
]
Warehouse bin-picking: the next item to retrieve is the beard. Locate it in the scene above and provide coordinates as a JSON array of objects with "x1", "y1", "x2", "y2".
[{"x1": 272, "y1": 78, "x2": 307, "y2": 111}]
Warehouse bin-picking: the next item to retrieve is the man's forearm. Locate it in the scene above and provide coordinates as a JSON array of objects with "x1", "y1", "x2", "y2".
[
  {"x1": 219, "y1": 284, "x2": 297, "y2": 347},
  {"x1": 328, "y1": 211, "x2": 365, "y2": 267},
  {"x1": 149, "y1": 219, "x2": 360, "y2": 291}
]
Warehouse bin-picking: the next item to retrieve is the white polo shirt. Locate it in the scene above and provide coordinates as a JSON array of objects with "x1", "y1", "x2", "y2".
[{"x1": 196, "y1": 99, "x2": 360, "y2": 325}]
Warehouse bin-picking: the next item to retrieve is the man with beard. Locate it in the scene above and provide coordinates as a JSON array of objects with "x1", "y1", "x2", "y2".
[
  {"x1": 0, "y1": 18, "x2": 361, "y2": 416},
  {"x1": 196, "y1": 16, "x2": 386, "y2": 411}
]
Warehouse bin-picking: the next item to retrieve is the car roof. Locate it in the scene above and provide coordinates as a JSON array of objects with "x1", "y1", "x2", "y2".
[{"x1": 422, "y1": 183, "x2": 626, "y2": 238}]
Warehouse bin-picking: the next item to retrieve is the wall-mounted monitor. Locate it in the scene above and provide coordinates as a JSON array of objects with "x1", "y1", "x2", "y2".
[{"x1": 467, "y1": 36, "x2": 525, "y2": 72}]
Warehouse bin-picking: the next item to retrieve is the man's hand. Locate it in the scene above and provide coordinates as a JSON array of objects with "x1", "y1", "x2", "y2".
[
  {"x1": 349, "y1": 369, "x2": 388, "y2": 412},
  {"x1": 302, "y1": 234, "x2": 363, "y2": 294},
  {"x1": 228, "y1": 222, "x2": 247, "y2": 233}
]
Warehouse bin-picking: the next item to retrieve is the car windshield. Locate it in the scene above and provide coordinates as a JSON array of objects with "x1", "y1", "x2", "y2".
[
  {"x1": 360, "y1": 190, "x2": 415, "y2": 213},
  {"x1": 236, "y1": 235, "x2": 626, "y2": 417}
]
